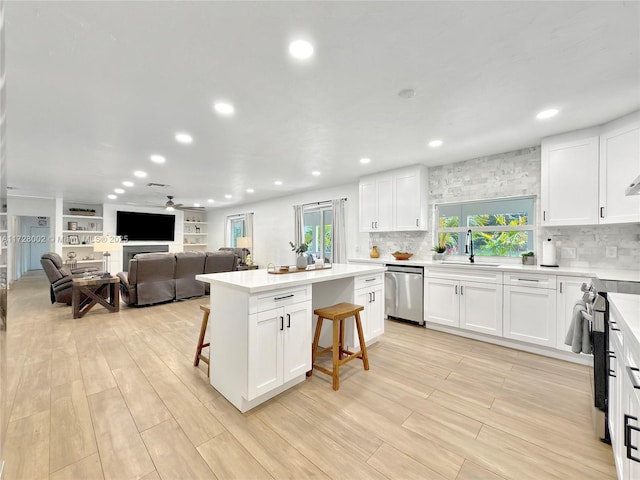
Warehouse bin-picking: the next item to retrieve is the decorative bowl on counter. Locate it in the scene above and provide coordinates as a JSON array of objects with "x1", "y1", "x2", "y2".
[{"x1": 392, "y1": 252, "x2": 413, "y2": 260}]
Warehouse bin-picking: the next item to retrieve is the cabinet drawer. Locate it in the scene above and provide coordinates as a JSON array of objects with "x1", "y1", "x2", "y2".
[
  {"x1": 504, "y1": 273, "x2": 556, "y2": 290},
  {"x1": 251, "y1": 286, "x2": 311, "y2": 314},
  {"x1": 426, "y1": 268, "x2": 502, "y2": 285},
  {"x1": 354, "y1": 273, "x2": 384, "y2": 290}
]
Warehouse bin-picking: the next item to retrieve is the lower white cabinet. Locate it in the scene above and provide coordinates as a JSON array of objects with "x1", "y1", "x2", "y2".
[
  {"x1": 248, "y1": 300, "x2": 312, "y2": 400},
  {"x1": 347, "y1": 273, "x2": 385, "y2": 349},
  {"x1": 425, "y1": 270, "x2": 502, "y2": 336},
  {"x1": 503, "y1": 273, "x2": 557, "y2": 348},
  {"x1": 609, "y1": 303, "x2": 640, "y2": 480},
  {"x1": 556, "y1": 276, "x2": 591, "y2": 352}
]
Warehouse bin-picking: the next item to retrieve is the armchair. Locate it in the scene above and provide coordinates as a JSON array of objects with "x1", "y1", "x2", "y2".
[{"x1": 40, "y1": 252, "x2": 100, "y2": 304}]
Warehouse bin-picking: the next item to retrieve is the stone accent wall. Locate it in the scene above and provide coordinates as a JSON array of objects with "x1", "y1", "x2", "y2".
[{"x1": 367, "y1": 145, "x2": 640, "y2": 270}]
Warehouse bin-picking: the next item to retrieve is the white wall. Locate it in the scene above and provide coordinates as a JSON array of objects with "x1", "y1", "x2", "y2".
[{"x1": 207, "y1": 183, "x2": 365, "y2": 266}]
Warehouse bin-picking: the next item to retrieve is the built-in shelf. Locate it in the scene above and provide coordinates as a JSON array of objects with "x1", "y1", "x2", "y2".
[
  {"x1": 63, "y1": 215, "x2": 104, "y2": 220},
  {"x1": 62, "y1": 230, "x2": 103, "y2": 234},
  {"x1": 184, "y1": 243, "x2": 208, "y2": 247}
]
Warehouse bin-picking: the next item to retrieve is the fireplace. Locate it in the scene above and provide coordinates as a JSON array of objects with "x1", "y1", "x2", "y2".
[{"x1": 122, "y1": 244, "x2": 169, "y2": 270}]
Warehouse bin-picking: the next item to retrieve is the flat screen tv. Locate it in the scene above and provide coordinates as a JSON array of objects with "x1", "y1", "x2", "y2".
[{"x1": 116, "y1": 211, "x2": 175, "y2": 242}]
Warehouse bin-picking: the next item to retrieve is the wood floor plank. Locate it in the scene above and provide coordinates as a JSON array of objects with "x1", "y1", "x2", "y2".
[
  {"x1": 50, "y1": 453, "x2": 104, "y2": 480},
  {"x1": 205, "y1": 396, "x2": 330, "y2": 480},
  {"x1": 88, "y1": 387, "x2": 155, "y2": 480},
  {"x1": 77, "y1": 346, "x2": 117, "y2": 396},
  {"x1": 141, "y1": 418, "x2": 217, "y2": 480},
  {"x1": 50, "y1": 379, "x2": 98, "y2": 473},
  {"x1": 51, "y1": 352, "x2": 83, "y2": 387},
  {"x1": 4, "y1": 410, "x2": 50, "y2": 480},
  {"x1": 256, "y1": 402, "x2": 388, "y2": 480},
  {"x1": 456, "y1": 460, "x2": 507, "y2": 480},
  {"x1": 198, "y1": 430, "x2": 273, "y2": 480},
  {"x1": 9, "y1": 359, "x2": 51, "y2": 421},
  {"x1": 112, "y1": 365, "x2": 172, "y2": 432},
  {"x1": 367, "y1": 443, "x2": 448, "y2": 479}
]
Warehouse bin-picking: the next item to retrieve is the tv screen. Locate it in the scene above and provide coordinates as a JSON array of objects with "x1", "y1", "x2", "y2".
[{"x1": 116, "y1": 211, "x2": 176, "y2": 242}]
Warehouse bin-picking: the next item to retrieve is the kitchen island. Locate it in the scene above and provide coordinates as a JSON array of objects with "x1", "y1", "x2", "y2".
[{"x1": 196, "y1": 263, "x2": 387, "y2": 412}]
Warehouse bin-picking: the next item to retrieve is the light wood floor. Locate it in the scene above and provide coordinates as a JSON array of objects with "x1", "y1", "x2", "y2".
[{"x1": 4, "y1": 272, "x2": 616, "y2": 480}]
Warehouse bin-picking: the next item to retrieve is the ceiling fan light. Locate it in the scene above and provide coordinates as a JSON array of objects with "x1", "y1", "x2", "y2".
[{"x1": 165, "y1": 206, "x2": 174, "y2": 211}]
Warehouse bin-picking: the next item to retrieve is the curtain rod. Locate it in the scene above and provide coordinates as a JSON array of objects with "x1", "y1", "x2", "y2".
[{"x1": 303, "y1": 198, "x2": 347, "y2": 207}]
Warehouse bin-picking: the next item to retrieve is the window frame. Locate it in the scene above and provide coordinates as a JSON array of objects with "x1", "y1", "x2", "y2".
[
  {"x1": 226, "y1": 214, "x2": 246, "y2": 248},
  {"x1": 302, "y1": 202, "x2": 333, "y2": 263},
  {"x1": 434, "y1": 195, "x2": 537, "y2": 259}
]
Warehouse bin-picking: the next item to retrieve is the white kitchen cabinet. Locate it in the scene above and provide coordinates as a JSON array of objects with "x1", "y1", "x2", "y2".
[
  {"x1": 424, "y1": 276, "x2": 459, "y2": 327},
  {"x1": 622, "y1": 348, "x2": 640, "y2": 480},
  {"x1": 359, "y1": 165, "x2": 427, "y2": 232},
  {"x1": 393, "y1": 166, "x2": 428, "y2": 231},
  {"x1": 503, "y1": 273, "x2": 557, "y2": 348},
  {"x1": 599, "y1": 114, "x2": 640, "y2": 224},
  {"x1": 556, "y1": 276, "x2": 591, "y2": 352},
  {"x1": 358, "y1": 175, "x2": 392, "y2": 232},
  {"x1": 424, "y1": 269, "x2": 502, "y2": 336},
  {"x1": 459, "y1": 280, "x2": 503, "y2": 336},
  {"x1": 541, "y1": 129, "x2": 600, "y2": 226},
  {"x1": 248, "y1": 299, "x2": 311, "y2": 400},
  {"x1": 541, "y1": 111, "x2": 640, "y2": 226},
  {"x1": 347, "y1": 273, "x2": 385, "y2": 349},
  {"x1": 609, "y1": 325, "x2": 625, "y2": 478}
]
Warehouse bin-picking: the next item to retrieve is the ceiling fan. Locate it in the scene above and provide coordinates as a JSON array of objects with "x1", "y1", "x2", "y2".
[{"x1": 163, "y1": 196, "x2": 205, "y2": 212}]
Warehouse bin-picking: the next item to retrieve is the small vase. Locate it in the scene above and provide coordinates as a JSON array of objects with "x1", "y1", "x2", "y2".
[
  {"x1": 433, "y1": 253, "x2": 445, "y2": 261},
  {"x1": 296, "y1": 254, "x2": 308, "y2": 270},
  {"x1": 370, "y1": 246, "x2": 380, "y2": 258}
]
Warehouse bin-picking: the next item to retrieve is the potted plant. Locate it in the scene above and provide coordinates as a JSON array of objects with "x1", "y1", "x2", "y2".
[
  {"x1": 432, "y1": 244, "x2": 447, "y2": 261},
  {"x1": 521, "y1": 251, "x2": 536, "y2": 265},
  {"x1": 289, "y1": 241, "x2": 310, "y2": 270}
]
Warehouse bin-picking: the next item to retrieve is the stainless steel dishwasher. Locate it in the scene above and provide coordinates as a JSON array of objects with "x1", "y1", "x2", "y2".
[{"x1": 385, "y1": 264, "x2": 424, "y2": 325}]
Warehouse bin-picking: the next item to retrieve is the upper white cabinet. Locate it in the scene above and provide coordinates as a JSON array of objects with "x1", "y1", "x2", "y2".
[
  {"x1": 541, "y1": 129, "x2": 600, "y2": 226},
  {"x1": 541, "y1": 111, "x2": 640, "y2": 226},
  {"x1": 599, "y1": 115, "x2": 640, "y2": 224},
  {"x1": 359, "y1": 165, "x2": 427, "y2": 232}
]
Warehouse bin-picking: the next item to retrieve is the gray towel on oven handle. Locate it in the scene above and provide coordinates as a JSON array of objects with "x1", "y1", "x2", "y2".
[{"x1": 564, "y1": 300, "x2": 592, "y2": 354}]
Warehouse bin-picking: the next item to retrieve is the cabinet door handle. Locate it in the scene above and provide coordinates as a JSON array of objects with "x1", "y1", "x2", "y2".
[
  {"x1": 625, "y1": 415, "x2": 640, "y2": 463},
  {"x1": 280, "y1": 316, "x2": 284, "y2": 331},
  {"x1": 372, "y1": 291, "x2": 375, "y2": 302},
  {"x1": 365, "y1": 278, "x2": 376, "y2": 282},
  {"x1": 371, "y1": 221, "x2": 374, "y2": 229},
  {"x1": 375, "y1": 221, "x2": 378, "y2": 229},
  {"x1": 455, "y1": 285, "x2": 458, "y2": 294},
  {"x1": 608, "y1": 353, "x2": 616, "y2": 377},
  {"x1": 543, "y1": 211, "x2": 546, "y2": 222},
  {"x1": 416, "y1": 219, "x2": 419, "y2": 227},
  {"x1": 368, "y1": 292, "x2": 372, "y2": 303},
  {"x1": 610, "y1": 321, "x2": 621, "y2": 332},
  {"x1": 274, "y1": 294, "x2": 294, "y2": 301},
  {"x1": 600, "y1": 207, "x2": 605, "y2": 218},
  {"x1": 517, "y1": 278, "x2": 540, "y2": 282},
  {"x1": 626, "y1": 366, "x2": 640, "y2": 389},
  {"x1": 559, "y1": 282, "x2": 563, "y2": 294},
  {"x1": 460, "y1": 285, "x2": 464, "y2": 295},
  {"x1": 287, "y1": 313, "x2": 291, "y2": 328}
]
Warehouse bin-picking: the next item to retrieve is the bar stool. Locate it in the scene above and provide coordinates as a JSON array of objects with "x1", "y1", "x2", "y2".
[
  {"x1": 194, "y1": 305, "x2": 210, "y2": 377},
  {"x1": 310, "y1": 302, "x2": 369, "y2": 390}
]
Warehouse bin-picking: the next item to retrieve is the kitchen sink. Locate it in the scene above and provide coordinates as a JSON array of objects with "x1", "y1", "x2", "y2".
[{"x1": 440, "y1": 261, "x2": 501, "y2": 267}]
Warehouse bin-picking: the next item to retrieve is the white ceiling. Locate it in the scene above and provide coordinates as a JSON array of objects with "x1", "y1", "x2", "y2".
[{"x1": 5, "y1": 1, "x2": 640, "y2": 209}]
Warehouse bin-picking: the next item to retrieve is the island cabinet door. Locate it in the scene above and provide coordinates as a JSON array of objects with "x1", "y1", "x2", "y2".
[
  {"x1": 248, "y1": 309, "x2": 284, "y2": 400},
  {"x1": 282, "y1": 301, "x2": 312, "y2": 383}
]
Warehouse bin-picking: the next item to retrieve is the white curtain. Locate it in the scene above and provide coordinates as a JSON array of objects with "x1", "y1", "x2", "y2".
[
  {"x1": 331, "y1": 198, "x2": 347, "y2": 264},
  {"x1": 245, "y1": 212, "x2": 254, "y2": 257},
  {"x1": 293, "y1": 204, "x2": 304, "y2": 247}
]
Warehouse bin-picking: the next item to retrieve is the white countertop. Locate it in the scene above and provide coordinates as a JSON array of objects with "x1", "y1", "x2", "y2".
[
  {"x1": 609, "y1": 293, "x2": 640, "y2": 354},
  {"x1": 349, "y1": 257, "x2": 640, "y2": 282},
  {"x1": 197, "y1": 263, "x2": 387, "y2": 294}
]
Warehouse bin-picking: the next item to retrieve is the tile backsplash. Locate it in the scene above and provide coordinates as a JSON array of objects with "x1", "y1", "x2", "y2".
[{"x1": 360, "y1": 145, "x2": 640, "y2": 270}]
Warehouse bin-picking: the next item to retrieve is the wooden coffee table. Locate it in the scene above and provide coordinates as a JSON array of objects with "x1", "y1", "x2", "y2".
[{"x1": 72, "y1": 276, "x2": 120, "y2": 319}]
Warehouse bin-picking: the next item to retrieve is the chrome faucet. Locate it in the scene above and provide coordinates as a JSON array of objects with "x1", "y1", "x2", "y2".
[{"x1": 465, "y1": 229, "x2": 475, "y2": 263}]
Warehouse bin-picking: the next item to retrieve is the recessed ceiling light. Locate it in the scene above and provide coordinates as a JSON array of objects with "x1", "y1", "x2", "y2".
[
  {"x1": 274, "y1": 180, "x2": 283, "y2": 186},
  {"x1": 246, "y1": 188, "x2": 254, "y2": 193},
  {"x1": 122, "y1": 181, "x2": 134, "y2": 187},
  {"x1": 311, "y1": 171, "x2": 321, "y2": 176},
  {"x1": 194, "y1": 203, "x2": 200, "y2": 207},
  {"x1": 207, "y1": 199, "x2": 215, "y2": 203},
  {"x1": 224, "y1": 194, "x2": 232, "y2": 199},
  {"x1": 214, "y1": 102, "x2": 235, "y2": 115},
  {"x1": 150, "y1": 155, "x2": 166, "y2": 163},
  {"x1": 107, "y1": 194, "x2": 117, "y2": 200},
  {"x1": 133, "y1": 170, "x2": 147, "y2": 178},
  {"x1": 175, "y1": 132, "x2": 193, "y2": 144},
  {"x1": 428, "y1": 139, "x2": 443, "y2": 148},
  {"x1": 288, "y1": 40, "x2": 314, "y2": 59},
  {"x1": 398, "y1": 88, "x2": 416, "y2": 99},
  {"x1": 359, "y1": 158, "x2": 371, "y2": 164},
  {"x1": 536, "y1": 108, "x2": 559, "y2": 120},
  {"x1": 114, "y1": 188, "x2": 125, "y2": 194}
]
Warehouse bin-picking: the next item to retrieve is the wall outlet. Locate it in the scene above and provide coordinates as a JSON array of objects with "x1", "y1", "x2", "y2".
[
  {"x1": 606, "y1": 246, "x2": 617, "y2": 258},
  {"x1": 561, "y1": 247, "x2": 577, "y2": 259}
]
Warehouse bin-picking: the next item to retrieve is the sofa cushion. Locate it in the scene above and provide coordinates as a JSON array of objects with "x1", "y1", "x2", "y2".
[
  {"x1": 130, "y1": 253, "x2": 176, "y2": 306},
  {"x1": 175, "y1": 252, "x2": 206, "y2": 300}
]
